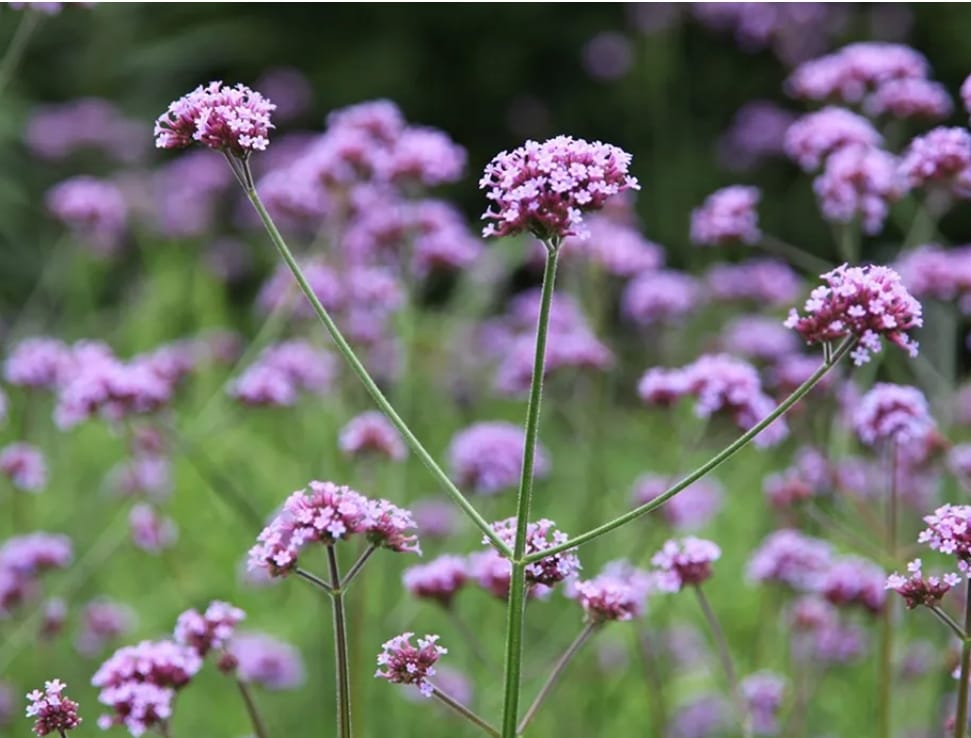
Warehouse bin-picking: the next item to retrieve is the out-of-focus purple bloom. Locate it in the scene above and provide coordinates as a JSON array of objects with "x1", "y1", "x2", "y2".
[
  {"x1": 380, "y1": 127, "x2": 466, "y2": 186},
  {"x1": 129, "y1": 504, "x2": 177, "y2": 554},
  {"x1": 410, "y1": 498, "x2": 460, "y2": 540},
  {"x1": 75, "y1": 599, "x2": 136, "y2": 657},
  {"x1": 652, "y1": 537, "x2": 721, "y2": 591},
  {"x1": 787, "y1": 42, "x2": 929, "y2": 104},
  {"x1": 4, "y1": 337, "x2": 71, "y2": 390},
  {"x1": 766, "y1": 354, "x2": 838, "y2": 398},
  {"x1": 230, "y1": 340, "x2": 336, "y2": 408},
  {"x1": 375, "y1": 632, "x2": 446, "y2": 698},
  {"x1": 670, "y1": 693, "x2": 731, "y2": 738},
  {"x1": 886, "y1": 558, "x2": 961, "y2": 609},
  {"x1": 718, "y1": 101, "x2": 796, "y2": 171},
  {"x1": 622, "y1": 269, "x2": 702, "y2": 326},
  {"x1": 813, "y1": 144, "x2": 904, "y2": 234},
  {"x1": 581, "y1": 32, "x2": 634, "y2": 82},
  {"x1": 570, "y1": 561, "x2": 653, "y2": 622},
  {"x1": 254, "y1": 67, "x2": 312, "y2": 122},
  {"x1": 25, "y1": 679, "x2": 82, "y2": 736},
  {"x1": 468, "y1": 549, "x2": 552, "y2": 601},
  {"x1": 898, "y1": 127, "x2": 971, "y2": 194},
  {"x1": 785, "y1": 263, "x2": 923, "y2": 366},
  {"x1": 45, "y1": 176, "x2": 128, "y2": 255},
  {"x1": 447, "y1": 421, "x2": 550, "y2": 495},
  {"x1": 690, "y1": 185, "x2": 761, "y2": 246},
  {"x1": 631, "y1": 475, "x2": 723, "y2": 531},
  {"x1": 26, "y1": 98, "x2": 147, "y2": 163},
  {"x1": 864, "y1": 78, "x2": 953, "y2": 120},
  {"x1": 39, "y1": 597, "x2": 67, "y2": 640},
  {"x1": 763, "y1": 446, "x2": 831, "y2": 509},
  {"x1": 174, "y1": 600, "x2": 245, "y2": 657},
  {"x1": 705, "y1": 259, "x2": 802, "y2": 307},
  {"x1": 339, "y1": 411, "x2": 407, "y2": 461},
  {"x1": 723, "y1": 315, "x2": 800, "y2": 363},
  {"x1": 747, "y1": 529, "x2": 833, "y2": 591},
  {"x1": 229, "y1": 631, "x2": 306, "y2": 690},
  {"x1": 559, "y1": 215, "x2": 664, "y2": 277},
  {"x1": 494, "y1": 329, "x2": 613, "y2": 397},
  {"x1": 151, "y1": 151, "x2": 234, "y2": 237},
  {"x1": 410, "y1": 199, "x2": 484, "y2": 278},
  {"x1": 853, "y1": 383, "x2": 933, "y2": 446},
  {"x1": 0, "y1": 443, "x2": 47, "y2": 493},
  {"x1": 784, "y1": 107, "x2": 881, "y2": 171},
  {"x1": 948, "y1": 444, "x2": 971, "y2": 486},
  {"x1": 489, "y1": 517, "x2": 581, "y2": 587},
  {"x1": 741, "y1": 671, "x2": 786, "y2": 736},
  {"x1": 107, "y1": 455, "x2": 171, "y2": 500},
  {"x1": 402, "y1": 555, "x2": 468, "y2": 607},
  {"x1": 479, "y1": 135, "x2": 640, "y2": 240},
  {"x1": 896, "y1": 244, "x2": 971, "y2": 310},
  {"x1": 819, "y1": 555, "x2": 886, "y2": 614}
]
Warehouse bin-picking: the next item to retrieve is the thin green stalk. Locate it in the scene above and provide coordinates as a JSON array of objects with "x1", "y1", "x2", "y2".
[
  {"x1": 327, "y1": 546, "x2": 352, "y2": 738},
  {"x1": 500, "y1": 243, "x2": 559, "y2": 738},
  {"x1": 517, "y1": 622, "x2": 598, "y2": 735},
  {"x1": 240, "y1": 172, "x2": 509, "y2": 556},
  {"x1": 526, "y1": 337, "x2": 856, "y2": 564},
  {"x1": 0, "y1": 7, "x2": 40, "y2": 99},
  {"x1": 758, "y1": 234, "x2": 831, "y2": 274},
  {"x1": 236, "y1": 679, "x2": 269, "y2": 738},
  {"x1": 296, "y1": 567, "x2": 333, "y2": 594},
  {"x1": 928, "y1": 606, "x2": 968, "y2": 643},
  {"x1": 340, "y1": 544, "x2": 377, "y2": 593},
  {"x1": 956, "y1": 582, "x2": 971, "y2": 738},
  {"x1": 430, "y1": 684, "x2": 500, "y2": 737},
  {"x1": 878, "y1": 441, "x2": 898, "y2": 738},
  {"x1": 835, "y1": 222, "x2": 860, "y2": 264},
  {"x1": 694, "y1": 585, "x2": 752, "y2": 738}
]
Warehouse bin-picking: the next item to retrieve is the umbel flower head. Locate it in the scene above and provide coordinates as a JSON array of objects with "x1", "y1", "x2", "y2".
[
  {"x1": 489, "y1": 517, "x2": 581, "y2": 586},
  {"x1": 375, "y1": 632, "x2": 446, "y2": 697},
  {"x1": 785, "y1": 263, "x2": 922, "y2": 365},
  {"x1": 651, "y1": 537, "x2": 721, "y2": 591},
  {"x1": 886, "y1": 558, "x2": 961, "y2": 609},
  {"x1": 173, "y1": 600, "x2": 246, "y2": 657},
  {"x1": 479, "y1": 135, "x2": 639, "y2": 241},
  {"x1": 918, "y1": 504, "x2": 971, "y2": 569},
  {"x1": 25, "y1": 679, "x2": 81, "y2": 736},
  {"x1": 155, "y1": 81, "x2": 275, "y2": 157}
]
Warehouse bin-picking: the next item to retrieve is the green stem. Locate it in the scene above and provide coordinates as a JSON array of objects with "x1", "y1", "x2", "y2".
[
  {"x1": 500, "y1": 243, "x2": 559, "y2": 738},
  {"x1": 0, "y1": 7, "x2": 39, "y2": 99},
  {"x1": 758, "y1": 234, "x2": 831, "y2": 274},
  {"x1": 517, "y1": 622, "x2": 598, "y2": 735},
  {"x1": 525, "y1": 337, "x2": 856, "y2": 564},
  {"x1": 928, "y1": 606, "x2": 968, "y2": 643},
  {"x1": 835, "y1": 222, "x2": 860, "y2": 264},
  {"x1": 430, "y1": 684, "x2": 500, "y2": 737},
  {"x1": 236, "y1": 679, "x2": 269, "y2": 738},
  {"x1": 956, "y1": 582, "x2": 971, "y2": 738},
  {"x1": 340, "y1": 544, "x2": 377, "y2": 593},
  {"x1": 296, "y1": 567, "x2": 333, "y2": 594},
  {"x1": 241, "y1": 174, "x2": 509, "y2": 557},
  {"x1": 327, "y1": 546, "x2": 352, "y2": 738}
]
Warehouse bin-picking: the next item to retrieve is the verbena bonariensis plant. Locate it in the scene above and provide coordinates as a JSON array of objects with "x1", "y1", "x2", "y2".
[{"x1": 22, "y1": 33, "x2": 971, "y2": 738}]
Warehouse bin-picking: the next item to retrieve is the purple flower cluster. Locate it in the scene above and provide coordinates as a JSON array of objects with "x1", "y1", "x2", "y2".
[
  {"x1": 898, "y1": 127, "x2": 971, "y2": 194},
  {"x1": 75, "y1": 599, "x2": 136, "y2": 657},
  {"x1": 918, "y1": 504, "x2": 971, "y2": 568},
  {"x1": 638, "y1": 354, "x2": 788, "y2": 448},
  {"x1": 0, "y1": 443, "x2": 47, "y2": 493},
  {"x1": 230, "y1": 340, "x2": 336, "y2": 407},
  {"x1": 570, "y1": 561, "x2": 654, "y2": 622},
  {"x1": 722, "y1": 315, "x2": 800, "y2": 363},
  {"x1": 402, "y1": 555, "x2": 468, "y2": 607},
  {"x1": 718, "y1": 101, "x2": 796, "y2": 171},
  {"x1": 4, "y1": 337, "x2": 72, "y2": 390},
  {"x1": 785, "y1": 263, "x2": 923, "y2": 365},
  {"x1": 747, "y1": 529, "x2": 833, "y2": 591},
  {"x1": 896, "y1": 244, "x2": 971, "y2": 310},
  {"x1": 705, "y1": 259, "x2": 802, "y2": 307},
  {"x1": 447, "y1": 421, "x2": 550, "y2": 494},
  {"x1": 45, "y1": 176, "x2": 128, "y2": 255},
  {"x1": 174, "y1": 600, "x2": 246, "y2": 657},
  {"x1": 155, "y1": 81, "x2": 276, "y2": 156},
  {"x1": 247, "y1": 480, "x2": 419, "y2": 575},
  {"x1": 25, "y1": 680, "x2": 81, "y2": 736},
  {"x1": 488, "y1": 517, "x2": 581, "y2": 587},
  {"x1": 559, "y1": 214, "x2": 664, "y2": 277},
  {"x1": 740, "y1": 672, "x2": 786, "y2": 736},
  {"x1": 26, "y1": 98, "x2": 146, "y2": 163},
  {"x1": 784, "y1": 107, "x2": 881, "y2": 171},
  {"x1": 690, "y1": 185, "x2": 761, "y2": 246},
  {"x1": 864, "y1": 78, "x2": 952, "y2": 120},
  {"x1": 622, "y1": 269, "x2": 703, "y2": 327},
  {"x1": 763, "y1": 446, "x2": 831, "y2": 509},
  {"x1": 813, "y1": 144, "x2": 904, "y2": 234},
  {"x1": 651, "y1": 537, "x2": 721, "y2": 591},
  {"x1": 228, "y1": 632, "x2": 306, "y2": 690},
  {"x1": 339, "y1": 411, "x2": 407, "y2": 461},
  {"x1": 375, "y1": 632, "x2": 446, "y2": 697},
  {"x1": 129, "y1": 504, "x2": 178, "y2": 554},
  {"x1": 479, "y1": 135, "x2": 640, "y2": 240},
  {"x1": 818, "y1": 555, "x2": 886, "y2": 614},
  {"x1": 853, "y1": 383, "x2": 933, "y2": 446},
  {"x1": 91, "y1": 640, "x2": 202, "y2": 735},
  {"x1": 631, "y1": 475, "x2": 723, "y2": 530},
  {"x1": 886, "y1": 559, "x2": 961, "y2": 609},
  {"x1": 0, "y1": 532, "x2": 72, "y2": 618}
]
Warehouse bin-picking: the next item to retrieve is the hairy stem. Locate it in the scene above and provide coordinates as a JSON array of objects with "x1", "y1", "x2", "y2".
[
  {"x1": 928, "y1": 606, "x2": 969, "y2": 643},
  {"x1": 517, "y1": 622, "x2": 598, "y2": 735},
  {"x1": 500, "y1": 243, "x2": 559, "y2": 738},
  {"x1": 327, "y1": 546, "x2": 352, "y2": 738},
  {"x1": 955, "y1": 582, "x2": 971, "y2": 738},
  {"x1": 236, "y1": 679, "x2": 269, "y2": 738},
  {"x1": 295, "y1": 567, "x2": 334, "y2": 594},
  {"x1": 430, "y1": 684, "x2": 500, "y2": 737},
  {"x1": 241, "y1": 175, "x2": 509, "y2": 556},
  {"x1": 525, "y1": 337, "x2": 855, "y2": 563},
  {"x1": 340, "y1": 544, "x2": 377, "y2": 593}
]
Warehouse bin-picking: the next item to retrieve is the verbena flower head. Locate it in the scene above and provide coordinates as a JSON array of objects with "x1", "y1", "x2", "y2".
[
  {"x1": 784, "y1": 107, "x2": 881, "y2": 171},
  {"x1": 25, "y1": 679, "x2": 81, "y2": 736},
  {"x1": 402, "y1": 555, "x2": 468, "y2": 607},
  {"x1": 631, "y1": 475, "x2": 723, "y2": 531},
  {"x1": 467, "y1": 549, "x2": 550, "y2": 601},
  {"x1": 76, "y1": 599, "x2": 136, "y2": 657},
  {"x1": 3, "y1": 337, "x2": 71, "y2": 390},
  {"x1": 228, "y1": 632, "x2": 306, "y2": 690},
  {"x1": 447, "y1": 421, "x2": 550, "y2": 495},
  {"x1": 895, "y1": 244, "x2": 971, "y2": 306},
  {"x1": 338, "y1": 411, "x2": 407, "y2": 461},
  {"x1": 571, "y1": 562, "x2": 653, "y2": 622},
  {"x1": 740, "y1": 671, "x2": 786, "y2": 736},
  {"x1": 722, "y1": 315, "x2": 800, "y2": 363},
  {"x1": 784, "y1": 263, "x2": 923, "y2": 365},
  {"x1": 652, "y1": 537, "x2": 721, "y2": 591},
  {"x1": 129, "y1": 504, "x2": 178, "y2": 554},
  {"x1": 559, "y1": 216, "x2": 664, "y2": 277},
  {"x1": 818, "y1": 555, "x2": 886, "y2": 614},
  {"x1": 479, "y1": 135, "x2": 639, "y2": 241},
  {"x1": 488, "y1": 517, "x2": 581, "y2": 587},
  {"x1": 26, "y1": 97, "x2": 145, "y2": 163},
  {"x1": 705, "y1": 259, "x2": 802, "y2": 307},
  {"x1": 0, "y1": 444, "x2": 47, "y2": 493},
  {"x1": 813, "y1": 144, "x2": 905, "y2": 235},
  {"x1": 718, "y1": 100, "x2": 795, "y2": 171},
  {"x1": 864, "y1": 78, "x2": 953, "y2": 120},
  {"x1": 689, "y1": 185, "x2": 761, "y2": 246},
  {"x1": 886, "y1": 558, "x2": 961, "y2": 609},
  {"x1": 918, "y1": 505, "x2": 971, "y2": 568},
  {"x1": 45, "y1": 176, "x2": 128, "y2": 254},
  {"x1": 174, "y1": 600, "x2": 246, "y2": 657},
  {"x1": 746, "y1": 529, "x2": 833, "y2": 591},
  {"x1": 898, "y1": 126, "x2": 971, "y2": 192},
  {"x1": 375, "y1": 632, "x2": 446, "y2": 697},
  {"x1": 853, "y1": 383, "x2": 933, "y2": 446},
  {"x1": 622, "y1": 270, "x2": 703, "y2": 327},
  {"x1": 363, "y1": 498, "x2": 421, "y2": 554},
  {"x1": 155, "y1": 81, "x2": 275, "y2": 157}
]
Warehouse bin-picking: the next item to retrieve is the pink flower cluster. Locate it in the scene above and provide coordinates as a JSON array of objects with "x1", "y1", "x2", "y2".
[
  {"x1": 479, "y1": 135, "x2": 639, "y2": 240},
  {"x1": 896, "y1": 244, "x2": 971, "y2": 310},
  {"x1": 75, "y1": 599, "x2": 136, "y2": 657},
  {"x1": 26, "y1": 97, "x2": 146, "y2": 163},
  {"x1": 864, "y1": 78, "x2": 952, "y2": 120},
  {"x1": 763, "y1": 446, "x2": 831, "y2": 509},
  {"x1": 339, "y1": 411, "x2": 407, "y2": 461},
  {"x1": 174, "y1": 600, "x2": 246, "y2": 657},
  {"x1": 784, "y1": 263, "x2": 923, "y2": 365},
  {"x1": 129, "y1": 504, "x2": 178, "y2": 554},
  {"x1": 559, "y1": 215, "x2": 663, "y2": 277},
  {"x1": 813, "y1": 144, "x2": 904, "y2": 234},
  {"x1": 375, "y1": 632, "x2": 446, "y2": 697},
  {"x1": 818, "y1": 555, "x2": 886, "y2": 614},
  {"x1": 402, "y1": 555, "x2": 468, "y2": 607},
  {"x1": 25, "y1": 679, "x2": 81, "y2": 736},
  {"x1": 622, "y1": 269, "x2": 703, "y2": 327},
  {"x1": 638, "y1": 354, "x2": 788, "y2": 448},
  {"x1": 918, "y1": 504, "x2": 971, "y2": 568},
  {"x1": 852, "y1": 383, "x2": 933, "y2": 446},
  {"x1": 690, "y1": 185, "x2": 761, "y2": 246},
  {"x1": 228, "y1": 632, "x2": 306, "y2": 690},
  {"x1": 718, "y1": 101, "x2": 796, "y2": 171},
  {"x1": 898, "y1": 126, "x2": 971, "y2": 194},
  {"x1": 651, "y1": 537, "x2": 721, "y2": 591},
  {"x1": 155, "y1": 81, "x2": 276, "y2": 156},
  {"x1": 489, "y1": 517, "x2": 581, "y2": 587},
  {"x1": 886, "y1": 559, "x2": 961, "y2": 609},
  {"x1": 247, "y1": 480, "x2": 419, "y2": 575},
  {"x1": 447, "y1": 421, "x2": 550, "y2": 495},
  {"x1": 746, "y1": 529, "x2": 833, "y2": 591},
  {"x1": 0, "y1": 443, "x2": 47, "y2": 493},
  {"x1": 0, "y1": 532, "x2": 72, "y2": 618},
  {"x1": 784, "y1": 107, "x2": 881, "y2": 171},
  {"x1": 230, "y1": 340, "x2": 336, "y2": 407},
  {"x1": 4, "y1": 337, "x2": 72, "y2": 390},
  {"x1": 740, "y1": 672, "x2": 787, "y2": 735},
  {"x1": 45, "y1": 176, "x2": 128, "y2": 255},
  {"x1": 570, "y1": 561, "x2": 654, "y2": 622},
  {"x1": 704, "y1": 258, "x2": 802, "y2": 307}
]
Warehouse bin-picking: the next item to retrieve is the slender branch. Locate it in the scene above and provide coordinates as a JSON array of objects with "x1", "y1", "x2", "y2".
[
  {"x1": 327, "y1": 546, "x2": 352, "y2": 738},
  {"x1": 500, "y1": 243, "x2": 559, "y2": 738},
  {"x1": 525, "y1": 337, "x2": 856, "y2": 564},
  {"x1": 295, "y1": 567, "x2": 334, "y2": 594},
  {"x1": 340, "y1": 544, "x2": 377, "y2": 592},
  {"x1": 517, "y1": 622, "x2": 598, "y2": 735},
  {"x1": 928, "y1": 606, "x2": 969, "y2": 643},
  {"x1": 240, "y1": 174, "x2": 510, "y2": 557},
  {"x1": 758, "y1": 234, "x2": 831, "y2": 275},
  {"x1": 954, "y1": 582, "x2": 971, "y2": 738},
  {"x1": 430, "y1": 684, "x2": 500, "y2": 737},
  {"x1": 236, "y1": 679, "x2": 269, "y2": 738}
]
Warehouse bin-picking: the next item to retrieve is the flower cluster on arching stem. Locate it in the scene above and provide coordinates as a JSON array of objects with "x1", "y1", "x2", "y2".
[{"x1": 374, "y1": 632, "x2": 447, "y2": 697}]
